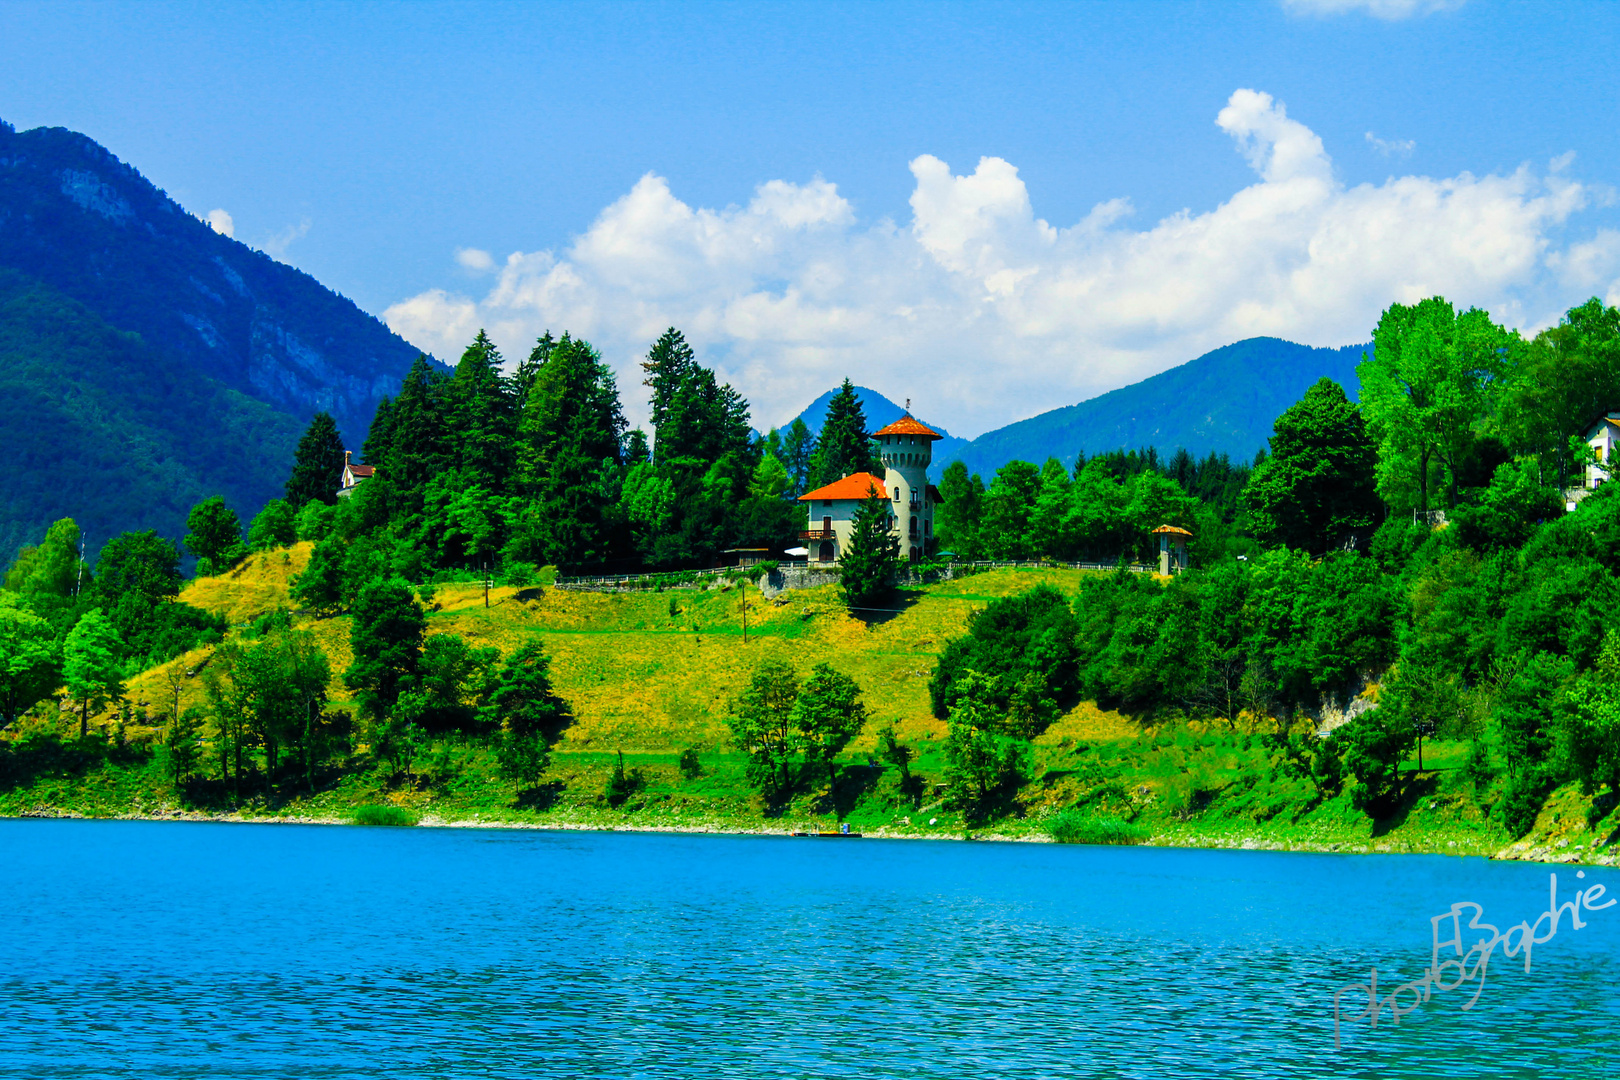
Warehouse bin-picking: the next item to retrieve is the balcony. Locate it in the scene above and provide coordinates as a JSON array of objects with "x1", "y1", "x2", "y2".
[{"x1": 800, "y1": 529, "x2": 837, "y2": 541}]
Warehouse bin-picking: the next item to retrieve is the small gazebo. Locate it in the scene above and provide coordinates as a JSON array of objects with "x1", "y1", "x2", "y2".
[{"x1": 1151, "y1": 525, "x2": 1192, "y2": 575}]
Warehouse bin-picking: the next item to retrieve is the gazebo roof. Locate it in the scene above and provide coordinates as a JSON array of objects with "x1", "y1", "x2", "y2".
[{"x1": 1151, "y1": 525, "x2": 1193, "y2": 537}]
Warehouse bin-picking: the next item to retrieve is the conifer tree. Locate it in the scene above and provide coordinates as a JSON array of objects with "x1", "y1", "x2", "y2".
[
  {"x1": 839, "y1": 487, "x2": 900, "y2": 608},
  {"x1": 378, "y1": 354, "x2": 451, "y2": 513},
  {"x1": 512, "y1": 331, "x2": 556, "y2": 410},
  {"x1": 809, "y1": 380, "x2": 879, "y2": 488},
  {"x1": 514, "y1": 334, "x2": 627, "y2": 567},
  {"x1": 284, "y1": 411, "x2": 347, "y2": 508},
  {"x1": 642, "y1": 328, "x2": 696, "y2": 433},
  {"x1": 446, "y1": 330, "x2": 517, "y2": 492},
  {"x1": 782, "y1": 418, "x2": 816, "y2": 496}
]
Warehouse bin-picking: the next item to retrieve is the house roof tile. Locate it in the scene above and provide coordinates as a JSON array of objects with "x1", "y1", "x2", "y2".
[
  {"x1": 873, "y1": 415, "x2": 943, "y2": 439},
  {"x1": 799, "y1": 472, "x2": 888, "y2": 501}
]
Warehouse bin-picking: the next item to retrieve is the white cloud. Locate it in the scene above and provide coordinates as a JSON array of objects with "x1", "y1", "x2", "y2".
[
  {"x1": 1282, "y1": 0, "x2": 1463, "y2": 18},
  {"x1": 457, "y1": 247, "x2": 496, "y2": 272},
  {"x1": 264, "y1": 217, "x2": 312, "y2": 260},
  {"x1": 204, "y1": 208, "x2": 234, "y2": 237},
  {"x1": 1365, "y1": 131, "x2": 1416, "y2": 158},
  {"x1": 385, "y1": 88, "x2": 1595, "y2": 438}
]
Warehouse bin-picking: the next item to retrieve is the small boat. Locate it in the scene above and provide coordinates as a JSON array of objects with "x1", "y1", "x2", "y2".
[{"x1": 791, "y1": 826, "x2": 862, "y2": 838}]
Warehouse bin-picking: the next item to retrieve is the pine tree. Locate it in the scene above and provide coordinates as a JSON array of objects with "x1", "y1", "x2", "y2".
[
  {"x1": 512, "y1": 331, "x2": 556, "y2": 410},
  {"x1": 381, "y1": 354, "x2": 451, "y2": 513},
  {"x1": 642, "y1": 328, "x2": 696, "y2": 433},
  {"x1": 809, "y1": 380, "x2": 879, "y2": 488},
  {"x1": 284, "y1": 412, "x2": 347, "y2": 508},
  {"x1": 839, "y1": 487, "x2": 900, "y2": 608},
  {"x1": 514, "y1": 334, "x2": 627, "y2": 567},
  {"x1": 782, "y1": 418, "x2": 816, "y2": 496},
  {"x1": 446, "y1": 330, "x2": 517, "y2": 492},
  {"x1": 361, "y1": 396, "x2": 395, "y2": 473}
]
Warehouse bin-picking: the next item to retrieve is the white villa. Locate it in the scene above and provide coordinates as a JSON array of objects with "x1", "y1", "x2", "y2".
[
  {"x1": 337, "y1": 451, "x2": 375, "y2": 498},
  {"x1": 1565, "y1": 412, "x2": 1620, "y2": 511},
  {"x1": 796, "y1": 414, "x2": 944, "y2": 564}
]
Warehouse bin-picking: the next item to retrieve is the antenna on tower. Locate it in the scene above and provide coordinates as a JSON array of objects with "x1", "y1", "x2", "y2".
[{"x1": 905, "y1": 397, "x2": 911, "y2": 413}]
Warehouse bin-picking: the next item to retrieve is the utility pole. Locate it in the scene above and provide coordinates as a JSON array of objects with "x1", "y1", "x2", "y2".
[
  {"x1": 484, "y1": 560, "x2": 491, "y2": 608},
  {"x1": 76, "y1": 536, "x2": 85, "y2": 597},
  {"x1": 741, "y1": 577, "x2": 747, "y2": 644}
]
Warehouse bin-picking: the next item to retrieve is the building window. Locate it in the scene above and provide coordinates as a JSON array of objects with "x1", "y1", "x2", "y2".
[{"x1": 925, "y1": 520, "x2": 932, "y2": 537}]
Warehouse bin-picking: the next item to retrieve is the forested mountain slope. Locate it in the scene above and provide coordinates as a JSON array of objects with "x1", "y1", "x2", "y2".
[
  {"x1": 0, "y1": 119, "x2": 421, "y2": 457},
  {"x1": 0, "y1": 268, "x2": 302, "y2": 560},
  {"x1": 947, "y1": 338, "x2": 1368, "y2": 477},
  {"x1": 787, "y1": 385, "x2": 970, "y2": 465}
]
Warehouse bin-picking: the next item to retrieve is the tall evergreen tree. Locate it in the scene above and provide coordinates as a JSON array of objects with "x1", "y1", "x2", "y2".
[
  {"x1": 446, "y1": 330, "x2": 518, "y2": 491},
  {"x1": 284, "y1": 412, "x2": 347, "y2": 508},
  {"x1": 514, "y1": 334, "x2": 627, "y2": 567},
  {"x1": 782, "y1": 418, "x2": 816, "y2": 496},
  {"x1": 361, "y1": 396, "x2": 395, "y2": 473},
  {"x1": 809, "y1": 380, "x2": 880, "y2": 488},
  {"x1": 378, "y1": 354, "x2": 451, "y2": 513},
  {"x1": 512, "y1": 331, "x2": 556, "y2": 411},
  {"x1": 641, "y1": 328, "x2": 697, "y2": 433},
  {"x1": 840, "y1": 487, "x2": 901, "y2": 608}
]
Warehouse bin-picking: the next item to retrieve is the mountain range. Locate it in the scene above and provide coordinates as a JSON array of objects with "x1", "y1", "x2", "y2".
[
  {"x1": 791, "y1": 338, "x2": 1369, "y2": 481},
  {"x1": 0, "y1": 116, "x2": 1370, "y2": 562},
  {"x1": 0, "y1": 118, "x2": 422, "y2": 556}
]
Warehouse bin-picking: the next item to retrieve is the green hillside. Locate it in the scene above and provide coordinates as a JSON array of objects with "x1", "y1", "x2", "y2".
[
  {"x1": 2, "y1": 550, "x2": 1611, "y2": 865},
  {"x1": 0, "y1": 119, "x2": 423, "y2": 447},
  {"x1": 0, "y1": 268, "x2": 302, "y2": 558}
]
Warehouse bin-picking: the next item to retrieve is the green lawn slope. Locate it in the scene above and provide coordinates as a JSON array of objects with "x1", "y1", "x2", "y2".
[{"x1": 4, "y1": 549, "x2": 1616, "y2": 865}]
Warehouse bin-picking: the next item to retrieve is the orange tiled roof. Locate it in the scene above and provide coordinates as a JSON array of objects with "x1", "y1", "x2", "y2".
[
  {"x1": 1152, "y1": 525, "x2": 1192, "y2": 536},
  {"x1": 873, "y1": 415, "x2": 943, "y2": 439},
  {"x1": 799, "y1": 472, "x2": 888, "y2": 501}
]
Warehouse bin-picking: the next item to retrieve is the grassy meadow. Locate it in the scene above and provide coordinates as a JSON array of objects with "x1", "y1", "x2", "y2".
[{"x1": 3, "y1": 545, "x2": 1616, "y2": 865}]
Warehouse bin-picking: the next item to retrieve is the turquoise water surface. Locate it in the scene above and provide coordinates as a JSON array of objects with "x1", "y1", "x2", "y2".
[{"x1": 0, "y1": 819, "x2": 1614, "y2": 1078}]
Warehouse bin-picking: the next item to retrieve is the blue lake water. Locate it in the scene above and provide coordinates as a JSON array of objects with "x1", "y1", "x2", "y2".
[{"x1": 1, "y1": 820, "x2": 1615, "y2": 1078}]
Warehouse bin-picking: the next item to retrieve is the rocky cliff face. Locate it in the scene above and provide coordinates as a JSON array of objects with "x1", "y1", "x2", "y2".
[{"x1": 0, "y1": 119, "x2": 424, "y2": 447}]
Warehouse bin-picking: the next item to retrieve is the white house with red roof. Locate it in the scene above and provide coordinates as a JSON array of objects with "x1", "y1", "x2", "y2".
[
  {"x1": 796, "y1": 413, "x2": 944, "y2": 564},
  {"x1": 337, "y1": 450, "x2": 375, "y2": 498}
]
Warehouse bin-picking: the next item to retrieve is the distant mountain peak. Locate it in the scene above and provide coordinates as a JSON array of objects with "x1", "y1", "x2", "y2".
[{"x1": 0, "y1": 119, "x2": 422, "y2": 448}]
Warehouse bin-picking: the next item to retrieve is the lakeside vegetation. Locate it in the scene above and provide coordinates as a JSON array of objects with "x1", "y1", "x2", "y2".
[
  {"x1": 0, "y1": 554, "x2": 1611, "y2": 861},
  {"x1": 3, "y1": 294, "x2": 1620, "y2": 865}
]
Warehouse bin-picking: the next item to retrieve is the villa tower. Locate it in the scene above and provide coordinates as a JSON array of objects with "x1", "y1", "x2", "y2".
[{"x1": 873, "y1": 410, "x2": 943, "y2": 563}]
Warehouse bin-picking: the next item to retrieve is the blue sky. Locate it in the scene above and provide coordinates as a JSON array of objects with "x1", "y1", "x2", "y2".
[{"x1": 3, "y1": 0, "x2": 1618, "y2": 434}]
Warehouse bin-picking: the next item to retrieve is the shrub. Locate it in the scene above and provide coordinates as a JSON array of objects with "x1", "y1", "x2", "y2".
[
  {"x1": 605, "y1": 751, "x2": 644, "y2": 807},
  {"x1": 678, "y1": 748, "x2": 703, "y2": 779},
  {"x1": 352, "y1": 804, "x2": 418, "y2": 826},
  {"x1": 502, "y1": 561, "x2": 538, "y2": 587},
  {"x1": 1047, "y1": 811, "x2": 1148, "y2": 845}
]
